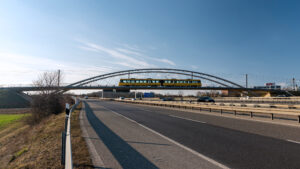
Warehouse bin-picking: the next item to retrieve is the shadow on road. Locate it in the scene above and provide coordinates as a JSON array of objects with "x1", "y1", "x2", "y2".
[{"x1": 84, "y1": 102, "x2": 159, "y2": 169}]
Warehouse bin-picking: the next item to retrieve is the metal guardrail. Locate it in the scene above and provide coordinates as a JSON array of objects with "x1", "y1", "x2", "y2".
[
  {"x1": 61, "y1": 98, "x2": 79, "y2": 169},
  {"x1": 118, "y1": 100, "x2": 300, "y2": 123},
  {"x1": 176, "y1": 101, "x2": 300, "y2": 110}
]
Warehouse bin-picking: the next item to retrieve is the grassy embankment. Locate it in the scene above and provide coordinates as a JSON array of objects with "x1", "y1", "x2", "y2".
[
  {"x1": 0, "y1": 90, "x2": 30, "y2": 108},
  {"x1": 0, "y1": 102, "x2": 93, "y2": 168}
]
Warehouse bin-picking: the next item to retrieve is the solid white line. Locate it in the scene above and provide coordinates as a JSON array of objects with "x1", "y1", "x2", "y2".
[
  {"x1": 101, "y1": 105, "x2": 229, "y2": 169},
  {"x1": 169, "y1": 115, "x2": 206, "y2": 124},
  {"x1": 286, "y1": 139, "x2": 300, "y2": 144}
]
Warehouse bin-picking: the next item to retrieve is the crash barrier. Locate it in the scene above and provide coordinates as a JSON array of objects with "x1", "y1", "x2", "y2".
[
  {"x1": 213, "y1": 97, "x2": 300, "y2": 104},
  {"x1": 176, "y1": 101, "x2": 300, "y2": 110},
  {"x1": 116, "y1": 100, "x2": 300, "y2": 123},
  {"x1": 61, "y1": 99, "x2": 79, "y2": 169}
]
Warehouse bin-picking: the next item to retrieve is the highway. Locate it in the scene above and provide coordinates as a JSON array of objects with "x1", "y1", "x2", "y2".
[{"x1": 81, "y1": 100, "x2": 300, "y2": 169}]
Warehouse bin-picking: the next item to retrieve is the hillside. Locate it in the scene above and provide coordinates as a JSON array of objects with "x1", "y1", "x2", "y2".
[{"x1": 0, "y1": 90, "x2": 30, "y2": 108}]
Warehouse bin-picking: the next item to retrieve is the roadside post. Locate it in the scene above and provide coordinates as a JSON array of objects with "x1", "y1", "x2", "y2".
[{"x1": 66, "y1": 103, "x2": 70, "y2": 116}]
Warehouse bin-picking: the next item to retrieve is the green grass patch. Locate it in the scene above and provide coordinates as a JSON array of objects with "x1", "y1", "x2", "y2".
[
  {"x1": 9, "y1": 147, "x2": 29, "y2": 163},
  {"x1": 0, "y1": 114, "x2": 28, "y2": 128}
]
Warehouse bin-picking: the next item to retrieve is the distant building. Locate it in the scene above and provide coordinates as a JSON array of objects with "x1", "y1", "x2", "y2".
[
  {"x1": 144, "y1": 92, "x2": 155, "y2": 98},
  {"x1": 254, "y1": 83, "x2": 281, "y2": 90}
]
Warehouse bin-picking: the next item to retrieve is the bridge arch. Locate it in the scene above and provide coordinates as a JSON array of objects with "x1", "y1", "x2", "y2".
[{"x1": 66, "y1": 68, "x2": 244, "y2": 88}]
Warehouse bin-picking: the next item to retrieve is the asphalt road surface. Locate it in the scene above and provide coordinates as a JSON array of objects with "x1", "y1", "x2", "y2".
[{"x1": 81, "y1": 100, "x2": 300, "y2": 169}]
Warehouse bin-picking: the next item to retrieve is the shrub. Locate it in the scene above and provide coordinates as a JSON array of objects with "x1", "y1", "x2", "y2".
[{"x1": 27, "y1": 93, "x2": 64, "y2": 125}]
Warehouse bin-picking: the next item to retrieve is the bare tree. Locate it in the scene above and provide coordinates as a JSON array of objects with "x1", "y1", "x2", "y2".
[
  {"x1": 28, "y1": 70, "x2": 68, "y2": 125},
  {"x1": 33, "y1": 71, "x2": 63, "y2": 95}
]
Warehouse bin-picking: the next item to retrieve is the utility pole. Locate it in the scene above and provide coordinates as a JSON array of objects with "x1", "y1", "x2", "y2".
[
  {"x1": 246, "y1": 74, "x2": 248, "y2": 88},
  {"x1": 292, "y1": 78, "x2": 295, "y2": 91},
  {"x1": 58, "y1": 69, "x2": 61, "y2": 87}
]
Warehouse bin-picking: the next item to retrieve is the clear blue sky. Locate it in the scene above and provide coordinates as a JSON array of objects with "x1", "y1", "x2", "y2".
[{"x1": 0, "y1": 0, "x2": 300, "y2": 87}]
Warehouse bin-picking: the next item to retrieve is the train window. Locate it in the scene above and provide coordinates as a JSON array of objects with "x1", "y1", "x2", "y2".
[
  {"x1": 131, "y1": 80, "x2": 135, "y2": 83},
  {"x1": 144, "y1": 80, "x2": 147, "y2": 83},
  {"x1": 136, "y1": 80, "x2": 140, "y2": 83},
  {"x1": 156, "y1": 80, "x2": 159, "y2": 83}
]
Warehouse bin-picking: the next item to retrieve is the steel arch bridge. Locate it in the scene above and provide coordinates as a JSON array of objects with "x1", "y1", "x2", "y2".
[
  {"x1": 66, "y1": 68, "x2": 244, "y2": 88},
  {"x1": 1, "y1": 68, "x2": 286, "y2": 96}
]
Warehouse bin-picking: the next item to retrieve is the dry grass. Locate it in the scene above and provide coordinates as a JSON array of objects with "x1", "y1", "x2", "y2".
[
  {"x1": 0, "y1": 112, "x2": 65, "y2": 169},
  {"x1": 4, "y1": 111, "x2": 65, "y2": 168},
  {"x1": 70, "y1": 102, "x2": 94, "y2": 169},
  {"x1": 0, "y1": 108, "x2": 31, "y2": 114},
  {"x1": 0, "y1": 102, "x2": 93, "y2": 169}
]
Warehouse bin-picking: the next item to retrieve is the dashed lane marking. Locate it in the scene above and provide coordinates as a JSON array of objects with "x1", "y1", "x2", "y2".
[
  {"x1": 169, "y1": 115, "x2": 207, "y2": 124},
  {"x1": 101, "y1": 105, "x2": 229, "y2": 169}
]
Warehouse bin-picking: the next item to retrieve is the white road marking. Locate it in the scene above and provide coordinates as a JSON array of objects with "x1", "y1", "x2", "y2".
[
  {"x1": 101, "y1": 105, "x2": 229, "y2": 169},
  {"x1": 130, "y1": 102, "x2": 300, "y2": 128},
  {"x1": 169, "y1": 115, "x2": 206, "y2": 124},
  {"x1": 138, "y1": 108, "x2": 153, "y2": 112},
  {"x1": 286, "y1": 139, "x2": 300, "y2": 145}
]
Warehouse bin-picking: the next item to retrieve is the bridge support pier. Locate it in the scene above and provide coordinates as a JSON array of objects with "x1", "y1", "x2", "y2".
[{"x1": 102, "y1": 89, "x2": 130, "y2": 98}]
